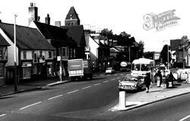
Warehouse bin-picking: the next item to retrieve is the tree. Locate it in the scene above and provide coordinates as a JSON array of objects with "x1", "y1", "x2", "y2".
[
  {"x1": 137, "y1": 41, "x2": 144, "y2": 58},
  {"x1": 144, "y1": 51, "x2": 154, "y2": 59},
  {"x1": 159, "y1": 44, "x2": 171, "y2": 65},
  {"x1": 100, "y1": 28, "x2": 113, "y2": 39},
  {"x1": 117, "y1": 32, "x2": 134, "y2": 46}
]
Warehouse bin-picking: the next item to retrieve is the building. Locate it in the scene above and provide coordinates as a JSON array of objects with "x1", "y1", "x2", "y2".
[
  {"x1": 0, "y1": 22, "x2": 55, "y2": 83},
  {"x1": 28, "y1": 2, "x2": 39, "y2": 26},
  {"x1": 84, "y1": 32, "x2": 100, "y2": 71},
  {"x1": 34, "y1": 6, "x2": 86, "y2": 78},
  {"x1": 0, "y1": 34, "x2": 10, "y2": 85},
  {"x1": 65, "y1": 6, "x2": 80, "y2": 26},
  {"x1": 170, "y1": 36, "x2": 190, "y2": 67}
]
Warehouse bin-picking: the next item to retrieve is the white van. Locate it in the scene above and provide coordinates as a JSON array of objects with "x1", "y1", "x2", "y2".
[{"x1": 131, "y1": 58, "x2": 155, "y2": 77}]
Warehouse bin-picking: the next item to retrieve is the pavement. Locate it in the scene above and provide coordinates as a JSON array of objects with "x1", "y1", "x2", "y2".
[
  {"x1": 110, "y1": 81, "x2": 190, "y2": 111},
  {"x1": 0, "y1": 72, "x2": 105, "y2": 97},
  {"x1": 0, "y1": 77, "x2": 69, "y2": 97}
]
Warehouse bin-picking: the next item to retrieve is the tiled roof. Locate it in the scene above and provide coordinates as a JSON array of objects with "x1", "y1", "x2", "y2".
[
  {"x1": 65, "y1": 6, "x2": 80, "y2": 20},
  {"x1": 34, "y1": 21, "x2": 77, "y2": 47},
  {"x1": 0, "y1": 34, "x2": 10, "y2": 46},
  {"x1": 61, "y1": 25, "x2": 86, "y2": 47},
  {"x1": 0, "y1": 22, "x2": 55, "y2": 50}
]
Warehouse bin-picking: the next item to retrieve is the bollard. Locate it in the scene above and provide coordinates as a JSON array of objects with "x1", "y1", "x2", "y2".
[
  {"x1": 169, "y1": 82, "x2": 172, "y2": 87},
  {"x1": 156, "y1": 76, "x2": 160, "y2": 87},
  {"x1": 118, "y1": 90, "x2": 126, "y2": 109}
]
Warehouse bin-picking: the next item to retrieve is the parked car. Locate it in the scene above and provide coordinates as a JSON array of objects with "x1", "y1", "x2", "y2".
[
  {"x1": 105, "y1": 67, "x2": 115, "y2": 74},
  {"x1": 118, "y1": 74, "x2": 145, "y2": 91}
]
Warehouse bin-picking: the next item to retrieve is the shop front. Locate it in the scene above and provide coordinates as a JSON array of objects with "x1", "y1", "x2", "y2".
[
  {"x1": 21, "y1": 62, "x2": 32, "y2": 80},
  {"x1": 0, "y1": 62, "x2": 7, "y2": 85}
]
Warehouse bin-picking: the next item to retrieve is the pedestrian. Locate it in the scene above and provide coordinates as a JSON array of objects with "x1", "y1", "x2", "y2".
[
  {"x1": 166, "y1": 72, "x2": 175, "y2": 88},
  {"x1": 155, "y1": 70, "x2": 162, "y2": 87},
  {"x1": 144, "y1": 73, "x2": 152, "y2": 93}
]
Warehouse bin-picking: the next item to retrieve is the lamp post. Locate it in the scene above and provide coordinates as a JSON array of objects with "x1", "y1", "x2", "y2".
[
  {"x1": 14, "y1": 14, "x2": 18, "y2": 92},
  {"x1": 163, "y1": 40, "x2": 170, "y2": 69},
  {"x1": 167, "y1": 44, "x2": 169, "y2": 69}
]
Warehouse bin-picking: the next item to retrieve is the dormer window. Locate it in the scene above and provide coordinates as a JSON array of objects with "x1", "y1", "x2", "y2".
[{"x1": 70, "y1": 14, "x2": 73, "y2": 20}]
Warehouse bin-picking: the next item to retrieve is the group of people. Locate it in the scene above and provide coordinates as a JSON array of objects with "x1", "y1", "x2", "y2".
[{"x1": 144, "y1": 70, "x2": 176, "y2": 93}]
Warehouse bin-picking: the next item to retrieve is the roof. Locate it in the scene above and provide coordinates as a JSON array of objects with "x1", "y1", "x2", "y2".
[
  {"x1": 34, "y1": 21, "x2": 76, "y2": 47},
  {"x1": 0, "y1": 34, "x2": 10, "y2": 46},
  {"x1": 65, "y1": 6, "x2": 80, "y2": 20},
  {"x1": 132, "y1": 58, "x2": 154, "y2": 65},
  {"x1": 0, "y1": 22, "x2": 55, "y2": 50},
  {"x1": 61, "y1": 25, "x2": 86, "y2": 47}
]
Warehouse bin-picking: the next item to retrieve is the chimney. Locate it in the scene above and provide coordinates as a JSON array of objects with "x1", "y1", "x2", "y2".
[
  {"x1": 55, "y1": 21, "x2": 61, "y2": 27},
  {"x1": 45, "y1": 14, "x2": 50, "y2": 25},
  {"x1": 28, "y1": 2, "x2": 38, "y2": 25}
]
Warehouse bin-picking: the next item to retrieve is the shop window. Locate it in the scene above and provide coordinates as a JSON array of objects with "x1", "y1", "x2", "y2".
[{"x1": 0, "y1": 63, "x2": 4, "y2": 77}]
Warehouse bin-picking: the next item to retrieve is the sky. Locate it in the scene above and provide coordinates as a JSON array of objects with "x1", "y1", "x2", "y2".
[{"x1": 0, "y1": 0, "x2": 189, "y2": 52}]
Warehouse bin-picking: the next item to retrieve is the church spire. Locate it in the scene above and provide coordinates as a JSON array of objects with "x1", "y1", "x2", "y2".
[{"x1": 65, "y1": 6, "x2": 80, "y2": 26}]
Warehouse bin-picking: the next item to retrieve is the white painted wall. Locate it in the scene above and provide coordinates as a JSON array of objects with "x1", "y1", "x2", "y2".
[
  {"x1": 89, "y1": 36, "x2": 99, "y2": 59},
  {"x1": 0, "y1": 28, "x2": 19, "y2": 66},
  {"x1": 85, "y1": 34, "x2": 99, "y2": 61}
]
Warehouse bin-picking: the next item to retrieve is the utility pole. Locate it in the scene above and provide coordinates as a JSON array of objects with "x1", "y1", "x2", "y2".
[
  {"x1": 128, "y1": 46, "x2": 130, "y2": 62},
  {"x1": 59, "y1": 48, "x2": 63, "y2": 81},
  {"x1": 167, "y1": 45, "x2": 169, "y2": 69}
]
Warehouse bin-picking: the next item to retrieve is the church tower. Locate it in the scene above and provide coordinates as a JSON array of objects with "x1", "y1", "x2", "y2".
[{"x1": 65, "y1": 6, "x2": 80, "y2": 26}]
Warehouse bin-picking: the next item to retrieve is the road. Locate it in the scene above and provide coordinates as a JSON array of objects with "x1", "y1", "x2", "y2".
[
  {"x1": 0, "y1": 73, "x2": 127, "y2": 121},
  {"x1": 1, "y1": 72, "x2": 190, "y2": 121}
]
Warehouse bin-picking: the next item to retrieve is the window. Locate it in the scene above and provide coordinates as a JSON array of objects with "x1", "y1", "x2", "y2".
[
  {"x1": 48, "y1": 51, "x2": 52, "y2": 58},
  {"x1": 23, "y1": 51, "x2": 27, "y2": 59},
  {"x1": 0, "y1": 49, "x2": 3, "y2": 60},
  {"x1": 62, "y1": 48, "x2": 66, "y2": 56},
  {"x1": 33, "y1": 53, "x2": 38, "y2": 63},
  {"x1": 40, "y1": 51, "x2": 42, "y2": 57}
]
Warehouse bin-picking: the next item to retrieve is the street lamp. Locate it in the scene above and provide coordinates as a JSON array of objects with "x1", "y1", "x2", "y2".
[
  {"x1": 14, "y1": 14, "x2": 18, "y2": 92},
  {"x1": 14, "y1": 14, "x2": 17, "y2": 65},
  {"x1": 162, "y1": 40, "x2": 170, "y2": 69}
]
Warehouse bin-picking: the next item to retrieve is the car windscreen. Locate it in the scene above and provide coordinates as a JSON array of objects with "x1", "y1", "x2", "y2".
[
  {"x1": 132, "y1": 64, "x2": 151, "y2": 71},
  {"x1": 122, "y1": 76, "x2": 138, "y2": 81}
]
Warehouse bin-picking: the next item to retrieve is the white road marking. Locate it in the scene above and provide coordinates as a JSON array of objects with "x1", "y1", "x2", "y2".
[
  {"x1": 179, "y1": 115, "x2": 190, "y2": 121},
  {"x1": 67, "y1": 89, "x2": 79, "y2": 94},
  {"x1": 94, "y1": 83, "x2": 101, "y2": 86},
  {"x1": 48, "y1": 94, "x2": 63, "y2": 100},
  {"x1": 19, "y1": 101, "x2": 42, "y2": 110},
  {"x1": 82, "y1": 86, "x2": 92, "y2": 89},
  {"x1": 0, "y1": 114, "x2": 6, "y2": 117}
]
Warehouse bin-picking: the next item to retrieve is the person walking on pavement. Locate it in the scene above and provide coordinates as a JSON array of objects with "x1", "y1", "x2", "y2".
[
  {"x1": 144, "y1": 73, "x2": 152, "y2": 93},
  {"x1": 166, "y1": 72, "x2": 175, "y2": 88},
  {"x1": 155, "y1": 70, "x2": 162, "y2": 87}
]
